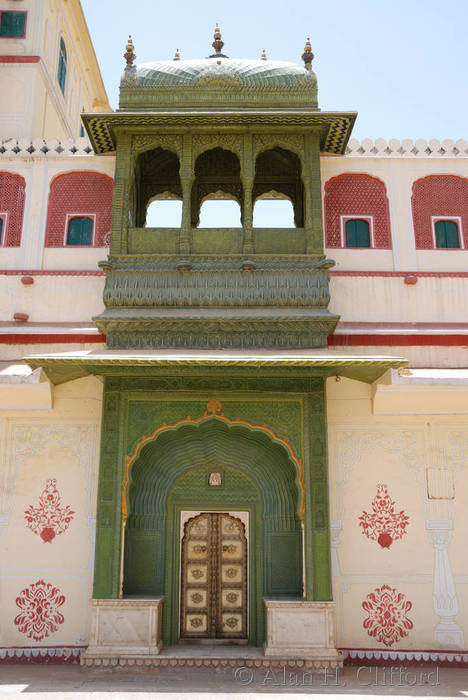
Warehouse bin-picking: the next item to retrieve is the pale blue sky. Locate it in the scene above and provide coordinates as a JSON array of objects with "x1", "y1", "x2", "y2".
[{"x1": 82, "y1": 0, "x2": 467, "y2": 140}]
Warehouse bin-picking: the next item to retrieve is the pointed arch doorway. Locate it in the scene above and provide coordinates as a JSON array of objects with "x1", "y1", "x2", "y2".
[
  {"x1": 123, "y1": 417, "x2": 303, "y2": 646},
  {"x1": 180, "y1": 512, "x2": 248, "y2": 642}
]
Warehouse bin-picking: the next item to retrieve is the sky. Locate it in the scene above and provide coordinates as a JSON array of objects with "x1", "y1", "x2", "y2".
[{"x1": 82, "y1": 0, "x2": 467, "y2": 141}]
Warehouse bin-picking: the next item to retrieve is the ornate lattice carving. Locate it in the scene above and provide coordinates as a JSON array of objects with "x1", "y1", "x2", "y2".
[
  {"x1": 192, "y1": 134, "x2": 243, "y2": 161},
  {"x1": 132, "y1": 134, "x2": 183, "y2": 157},
  {"x1": 253, "y1": 134, "x2": 304, "y2": 160}
]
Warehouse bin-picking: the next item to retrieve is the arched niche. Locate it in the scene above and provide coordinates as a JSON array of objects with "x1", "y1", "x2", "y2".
[
  {"x1": 191, "y1": 148, "x2": 243, "y2": 228},
  {"x1": 134, "y1": 147, "x2": 181, "y2": 227},
  {"x1": 123, "y1": 418, "x2": 302, "y2": 645},
  {"x1": 253, "y1": 148, "x2": 304, "y2": 227}
]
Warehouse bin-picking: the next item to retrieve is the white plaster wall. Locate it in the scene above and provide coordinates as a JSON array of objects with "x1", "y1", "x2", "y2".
[
  {"x1": 327, "y1": 377, "x2": 468, "y2": 651},
  {"x1": 329, "y1": 276, "x2": 468, "y2": 323},
  {"x1": 321, "y1": 154, "x2": 468, "y2": 272},
  {"x1": 0, "y1": 375, "x2": 103, "y2": 648},
  {"x1": 0, "y1": 156, "x2": 114, "y2": 271},
  {"x1": 0, "y1": 274, "x2": 105, "y2": 322}
]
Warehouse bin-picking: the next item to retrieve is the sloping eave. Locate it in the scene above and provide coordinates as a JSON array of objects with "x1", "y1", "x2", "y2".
[{"x1": 23, "y1": 350, "x2": 407, "y2": 386}]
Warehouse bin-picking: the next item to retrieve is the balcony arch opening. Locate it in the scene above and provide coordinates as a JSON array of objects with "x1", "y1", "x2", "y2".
[
  {"x1": 254, "y1": 148, "x2": 304, "y2": 227},
  {"x1": 198, "y1": 191, "x2": 242, "y2": 228},
  {"x1": 192, "y1": 148, "x2": 243, "y2": 228},
  {"x1": 134, "y1": 147, "x2": 181, "y2": 228},
  {"x1": 253, "y1": 191, "x2": 295, "y2": 228},
  {"x1": 146, "y1": 193, "x2": 182, "y2": 228}
]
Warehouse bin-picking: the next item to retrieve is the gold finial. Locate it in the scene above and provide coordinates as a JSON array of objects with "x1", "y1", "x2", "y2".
[
  {"x1": 212, "y1": 24, "x2": 224, "y2": 54},
  {"x1": 302, "y1": 37, "x2": 314, "y2": 70},
  {"x1": 261, "y1": 49, "x2": 267, "y2": 61},
  {"x1": 173, "y1": 48, "x2": 180, "y2": 61},
  {"x1": 124, "y1": 35, "x2": 136, "y2": 67}
]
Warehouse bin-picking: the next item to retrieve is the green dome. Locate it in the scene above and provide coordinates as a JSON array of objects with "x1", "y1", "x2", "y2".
[{"x1": 133, "y1": 57, "x2": 316, "y2": 88}]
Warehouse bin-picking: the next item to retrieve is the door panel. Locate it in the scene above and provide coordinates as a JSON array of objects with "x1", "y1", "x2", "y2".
[{"x1": 180, "y1": 513, "x2": 247, "y2": 640}]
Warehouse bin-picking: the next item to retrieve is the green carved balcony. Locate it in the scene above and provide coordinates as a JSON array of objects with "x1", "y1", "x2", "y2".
[{"x1": 127, "y1": 227, "x2": 308, "y2": 255}]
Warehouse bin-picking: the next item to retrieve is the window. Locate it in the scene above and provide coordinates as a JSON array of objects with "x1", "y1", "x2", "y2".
[
  {"x1": 57, "y1": 38, "x2": 67, "y2": 95},
  {"x1": 0, "y1": 215, "x2": 4, "y2": 244},
  {"x1": 66, "y1": 216, "x2": 93, "y2": 245},
  {"x1": 345, "y1": 218, "x2": 371, "y2": 248},
  {"x1": 80, "y1": 125, "x2": 85, "y2": 138},
  {"x1": 0, "y1": 11, "x2": 27, "y2": 38},
  {"x1": 434, "y1": 219, "x2": 461, "y2": 249}
]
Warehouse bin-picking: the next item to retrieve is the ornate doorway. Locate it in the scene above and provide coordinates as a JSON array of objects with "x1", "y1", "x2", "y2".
[{"x1": 180, "y1": 513, "x2": 247, "y2": 641}]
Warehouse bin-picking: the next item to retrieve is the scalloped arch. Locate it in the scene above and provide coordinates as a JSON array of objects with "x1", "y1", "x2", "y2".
[{"x1": 124, "y1": 412, "x2": 304, "y2": 522}]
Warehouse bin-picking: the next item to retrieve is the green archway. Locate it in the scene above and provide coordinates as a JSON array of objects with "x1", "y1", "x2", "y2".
[{"x1": 123, "y1": 417, "x2": 302, "y2": 645}]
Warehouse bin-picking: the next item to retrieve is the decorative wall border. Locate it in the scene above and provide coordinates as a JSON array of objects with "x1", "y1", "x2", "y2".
[
  {"x1": 0, "y1": 647, "x2": 84, "y2": 664},
  {"x1": 345, "y1": 138, "x2": 468, "y2": 158},
  {"x1": 340, "y1": 648, "x2": 468, "y2": 668}
]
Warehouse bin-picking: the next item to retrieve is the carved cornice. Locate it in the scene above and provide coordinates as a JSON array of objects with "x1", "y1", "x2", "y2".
[{"x1": 82, "y1": 111, "x2": 357, "y2": 155}]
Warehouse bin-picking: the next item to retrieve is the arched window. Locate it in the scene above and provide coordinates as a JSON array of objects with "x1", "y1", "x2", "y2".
[
  {"x1": 66, "y1": 216, "x2": 93, "y2": 245},
  {"x1": 57, "y1": 38, "x2": 67, "y2": 95},
  {"x1": 345, "y1": 219, "x2": 371, "y2": 248},
  {"x1": 0, "y1": 217, "x2": 4, "y2": 244},
  {"x1": 435, "y1": 220, "x2": 460, "y2": 249}
]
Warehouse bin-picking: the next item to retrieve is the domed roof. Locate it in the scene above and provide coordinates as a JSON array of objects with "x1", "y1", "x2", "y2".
[{"x1": 134, "y1": 57, "x2": 315, "y2": 88}]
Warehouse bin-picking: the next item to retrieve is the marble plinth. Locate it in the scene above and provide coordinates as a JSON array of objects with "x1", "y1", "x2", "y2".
[
  {"x1": 263, "y1": 599, "x2": 342, "y2": 665},
  {"x1": 82, "y1": 598, "x2": 164, "y2": 662}
]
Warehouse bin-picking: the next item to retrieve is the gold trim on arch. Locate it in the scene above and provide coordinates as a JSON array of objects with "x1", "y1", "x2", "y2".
[{"x1": 122, "y1": 399, "x2": 305, "y2": 520}]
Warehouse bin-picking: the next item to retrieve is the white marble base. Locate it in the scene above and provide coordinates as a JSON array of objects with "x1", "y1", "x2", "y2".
[
  {"x1": 263, "y1": 599, "x2": 342, "y2": 665},
  {"x1": 82, "y1": 598, "x2": 164, "y2": 661}
]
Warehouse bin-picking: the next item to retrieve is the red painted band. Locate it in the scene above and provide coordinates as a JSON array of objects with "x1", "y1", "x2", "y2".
[
  {"x1": 0, "y1": 56, "x2": 40, "y2": 63},
  {"x1": 0, "y1": 270, "x2": 105, "y2": 276},
  {"x1": 0, "y1": 334, "x2": 106, "y2": 344},
  {"x1": 328, "y1": 334, "x2": 468, "y2": 346},
  {"x1": 329, "y1": 270, "x2": 468, "y2": 278}
]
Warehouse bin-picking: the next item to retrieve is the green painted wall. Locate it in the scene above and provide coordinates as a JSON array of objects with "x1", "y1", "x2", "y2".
[{"x1": 92, "y1": 374, "x2": 332, "y2": 642}]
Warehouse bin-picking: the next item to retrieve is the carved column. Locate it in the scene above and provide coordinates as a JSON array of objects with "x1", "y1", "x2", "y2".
[
  {"x1": 426, "y1": 520, "x2": 464, "y2": 647},
  {"x1": 303, "y1": 131, "x2": 324, "y2": 254},
  {"x1": 242, "y1": 133, "x2": 254, "y2": 254},
  {"x1": 109, "y1": 132, "x2": 132, "y2": 255},
  {"x1": 179, "y1": 133, "x2": 193, "y2": 255}
]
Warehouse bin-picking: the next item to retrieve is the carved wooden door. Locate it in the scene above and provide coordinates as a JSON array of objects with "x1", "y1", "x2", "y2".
[{"x1": 180, "y1": 513, "x2": 247, "y2": 640}]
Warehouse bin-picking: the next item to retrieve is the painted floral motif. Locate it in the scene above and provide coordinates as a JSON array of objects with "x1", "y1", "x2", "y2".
[
  {"x1": 358, "y1": 484, "x2": 409, "y2": 549},
  {"x1": 190, "y1": 593, "x2": 203, "y2": 604},
  {"x1": 14, "y1": 580, "x2": 65, "y2": 641},
  {"x1": 225, "y1": 568, "x2": 237, "y2": 579},
  {"x1": 24, "y1": 479, "x2": 74, "y2": 543},
  {"x1": 362, "y1": 585, "x2": 413, "y2": 647},
  {"x1": 191, "y1": 569, "x2": 204, "y2": 579},
  {"x1": 189, "y1": 617, "x2": 203, "y2": 628},
  {"x1": 226, "y1": 592, "x2": 239, "y2": 603}
]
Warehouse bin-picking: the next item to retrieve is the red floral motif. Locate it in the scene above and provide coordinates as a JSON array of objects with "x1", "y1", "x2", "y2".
[
  {"x1": 24, "y1": 479, "x2": 74, "y2": 543},
  {"x1": 362, "y1": 585, "x2": 413, "y2": 647},
  {"x1": 358, "y1": 484, "x2": 409, "y2": 548},
  {"x1": 14, "y1": 580, "x2": 65, "y2": 641}
]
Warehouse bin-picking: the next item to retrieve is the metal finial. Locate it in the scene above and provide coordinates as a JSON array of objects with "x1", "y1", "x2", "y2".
[
  {"x1": 124, "y1": 35, "x2": 136, "y2": 66},
  {"x1": 212, "y1": 24, "x2": 224, "y2": 54},
  {"x1": 173, "y1": 48, "x2": 180, "y2": 61},
  {"x1": 302, "y1": 37, "x2": 314, "y2": 70},
  {"x1": 260, "y1": 49, "x2": 267, "y2": 61}
]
